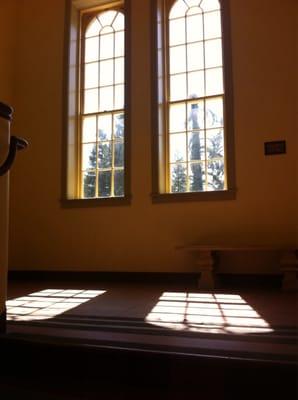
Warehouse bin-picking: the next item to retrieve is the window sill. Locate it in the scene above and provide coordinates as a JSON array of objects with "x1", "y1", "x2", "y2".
[
  {"x1": 151, "y1": 189, "x2": 236, "y2": 203},
  {"x1": 60, "y1": 195, "x2": 132, "y2": 208}
]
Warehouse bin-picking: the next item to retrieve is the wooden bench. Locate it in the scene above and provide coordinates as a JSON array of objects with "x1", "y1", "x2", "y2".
[{"x1": 176, "y1": 245, "x2": 298, "y2": 291}]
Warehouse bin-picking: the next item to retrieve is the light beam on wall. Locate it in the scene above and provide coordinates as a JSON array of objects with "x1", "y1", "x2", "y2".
[
  {"x1": 145, "y1": 292, "x2": 273, "y2": 334},
  {"x1": 6, "y1": 289, "x2": 106, "y2": 321}
]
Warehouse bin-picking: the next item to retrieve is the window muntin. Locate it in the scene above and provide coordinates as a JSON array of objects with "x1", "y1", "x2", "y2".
[
  {"x1": 81, "y1": 8, "x2": 125, "y2": 199},
  {"x1": 167, "y1": 0, "x2": 225, "y2": 193}
]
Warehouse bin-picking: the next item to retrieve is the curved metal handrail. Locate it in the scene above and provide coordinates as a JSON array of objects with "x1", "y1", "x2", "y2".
[{"x1": 0, "y1": 136, "x2": 28, "y2": 176}]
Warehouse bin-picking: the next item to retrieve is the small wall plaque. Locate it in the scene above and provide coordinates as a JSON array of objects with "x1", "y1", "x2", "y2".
[{"x1": 264, "y1": 140, "x2": 286, "y2": 156}]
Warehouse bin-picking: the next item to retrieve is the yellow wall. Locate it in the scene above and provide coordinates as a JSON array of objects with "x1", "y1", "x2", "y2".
[{"x1": 8, "y1": 0, "x2": 298, "y2": 272}]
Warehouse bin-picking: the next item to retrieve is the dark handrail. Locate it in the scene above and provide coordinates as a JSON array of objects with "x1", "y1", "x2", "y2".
[{"x1": 0, "y1": 136, "x2": 28, "y2": 176}]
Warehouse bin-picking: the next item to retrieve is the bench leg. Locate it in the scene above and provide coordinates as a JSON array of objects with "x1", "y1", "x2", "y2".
[
  {"x1": 196, "y1": 251, "x2": 215, "y2": 290},
  {"x1": 280, "y1": 251, "x2": 297, "y2": 291}
]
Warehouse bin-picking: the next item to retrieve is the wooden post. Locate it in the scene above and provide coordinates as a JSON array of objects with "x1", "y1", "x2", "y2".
[{"x1": 196, "y1": 250, "x2": 215, "y2": 289}]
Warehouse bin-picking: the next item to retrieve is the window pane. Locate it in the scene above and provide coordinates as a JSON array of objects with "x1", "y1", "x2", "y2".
[
  {"x1": 115, "y1": 31, "x2": 124, "y2": 57},
  {"x1": 98, "y1": 142, "x2": 112, "y2": 168},
  {"x1": 82, "y1": 143, "x2": 97, "y2": 170},
  {"x1": 98, "y1": 171, "x2": 112, "y2": 197},
  {"x1": 186, "y1": 14, "x2": 203, "y2": 42},
  {"x1": 99, "y1": 86, "x2": 113, "y2": 111},
  {"x1": 189, "y1": 162, "x2": 205, "y2": 191},
  {"x1": 205, "y1": 97, "x2": 223, "y2": 128},
  {"x1": 100, "y1": 59, "x2": 114, "y2": 86},
  {"x1": 85, "y1": 18, "x2": 100, "y2": 38},
  {"x1": 170, "y1": 45, "x2": 186, "y2": 74},
  {"x1": 170, "y1": 103, "x2": 186, "y2": 133},
  {"x1": 85, "y1": 37, "x2": 99, "y2": 62},
  {"x1": 170, "y1": 74, "x2": 187, "y2": 101},
  {"x1": 205, "y1": 67, "x2": 223, "y2": 95},
  {"x1": 171, "y1": 163, "x2": 187, "y2": 193},
  {"x1": 205, "y1": 39, "x2": 222, "y2": 68},
  {"x1": 114, "y1": 141, "x2": 124, "y2": 167},
  {"x1": 170, "y1": 0, "x2": 188, "y2": 19},
  {"x1": 170, "y1": 133, "x2": 186, "y2": 162},
  {"x1": 84, "y1": 88, "x2": 98, "y2": 113},
  {"x1": 204, "y1": 11, "x2": 221, "y2": 40},
  {"x1": 114, "y1": 170, "x2": 124, "y2": 196},
  {"x1": 115, "y1": 57, "x2": 124, "y2": 84},
  {"x1": 85, "y1": 62, "x2": 99, "y2": 89},
  {"x1": 82, "y1": 116, "x2": 96, "y2": 143},
  {"x1": 207, "y1": 160, "x2": 224, "y2": 190},
  {"x1": 98, "y1": 10, "x2": 117, "y2": 26},
  {"x1": 98, "y1": 114, "x2": 112, "y2": 140},
  {"x1": 113, "y1": 12, "x2": 124, "y2": 31},
  {"x1": 200, "y1": 0, "x2": 220, "y2": 12},
  {"x1": 188, "y1": 132, "x2": 205, "y2": 161},
  {"x1": 114, "y1": 113, "x2": 124, "y2": 138},
  {"x1": 187, "y1": 42, "x2": 204, "y2": 71},
  {"x1": 187, "y1": 101, "x2": 205, "y2": 130},
  {"x1": 100, "y1": 33, "x2": 114, "y2": 59},
  {"x1": 114, "y1": 85, "x2": 124, "y2": 109},
  {"x1": 188, "y1": 70, "x2": 204, "y2": 98},
  {"x1": 83, "y1": 171, "x2": 96, "y2": 198},
  {"x1": 206, "y1": 129, "x2": 224, "y2": 159},
  {"x1": 170, "y1": 18, "x2": 186, "y2": 46}
]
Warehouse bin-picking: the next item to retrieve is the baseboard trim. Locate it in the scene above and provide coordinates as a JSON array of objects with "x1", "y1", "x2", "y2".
[
  {"x1": 0, "y1": 309, "x2": 6, "y2": 333},
  {"x1": 8, "y1": 270, "x2": 282, "y2": 289}
]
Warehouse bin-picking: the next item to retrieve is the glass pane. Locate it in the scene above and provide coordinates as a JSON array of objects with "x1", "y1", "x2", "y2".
[
  {"x1": 204, "y1": 11, "x2": 221, "y2": 40},
  {"x1": 170, "y1": 18, "x2": 186, "y2": 46},
  {"x1": 200, "y1": 0, "x2": 220, "y2": 12},
  {"x1": 113, "y1": 12, "x2": 124, "y2": 31},
  {"x1": 84, "y1": 62, "x2": 99, "y2": 89},
  {"x1": 206, "y1": 129, "x2": 224, "y2": 159},
  {"x1": 83, "y1": 171, "x2": 96, "y2": 198},
  {"x1": 205, "y1": 39, "x2": 222, "y2": 68},
  {"x1": 82, "y1": 143, "x2": 97, "y2": 170},
  {"x1": 101, "y1": 26, "x2": 113, "y2": 34},
  {"x1": 114, "y1": 85, "x2": 124, "y2": 109},
  {"x1": 99, "y1": 86, "x2": 113, "y2": 111},
  {"x1": 170, "y1": 133, "x2": 186, "y2": 162},
  {"x1": 170, "y1": 74, "x2": 187, "y2": 101},
  {"x1": 189, "y1": 163, "x2": 205, "y2": 191},
  {"x1": 82, "y1": 116, "x2": 96, "y2": 143},
  {"x1": 207, "y1": 160, "x2": 224, "y2": 190},
  {"x1": 114, "y1": 141, "x2": 124, "y2": 167},
  {"x1": 170, "y1": 45, "x2": 186, "y2": 74},
  {"x1": 115, "y1": 57, "x2": 124, "y2": 84},
  {"x1": 169, "y1": 0, "x2": 188, "y2": 19},
  {"x1": 114, "y1": 169, "x2": 124, "y2": 196},
  {"x1": 115, "y1": 31, "x2": 124, "y2": 57},
  {"x1": 98, "y1": 114, "x2": 112, "y2": 140},
  {"x1": 187, "y1": 6, "x2": 201, "y2": 16},
  {"x1": 187, "y1": 100, "x2": 205, "y2": 130},
  {"x1": 84, "y1": 88, "x2": 98, "y2": 113},
  {"x1": 85, "y1": 18, "x2": 100, "y2": 38},
  {"x1": 85, "y1": 37, "x2": 99, "y2": 62},
  {"x1": 98, "y1": 171, "x2": 112, "y2": 197},
  {"x1": 114, "y1": 113, "x2": 124, "y2": 138},
  {"x1": 171, "y1": 163, "x2": 187, "y2": 193},
  {"x1": 100, "y1": 33, "x2": 114, "y2": 60},
  {"x1": 98, "y1": 142, "x2": 112, "y2": 168},
  {"x1": 100, "y1": 59, "x2": 114, "y2": 86},
  {"x1": 169, "y1": 103, "x2": 186, "y2": 132},
  {"x1": 186, "y1": 14, "x2": 203, "y2": 43},
  {"x1": 188, "y1": 132, "x2": 205, "y2": 161},
  {"x1": 187, "y1": 42, "x2": 204, "y2": 71},
  {"x1": 98, "y1": 10, "x2": 117, "y2": 27},
  {"x1": 186, "y1": 0, "x2": 200, "y2": 7},
  {"x1": 205, "y1": 67, "x2": 223, "y2": 95},
  {"x1": 205, "y1": 97, "x2": 223, "y2": 128},
  {"x1": 188, "y1": 70, "x2": 204, "y2": 98}
]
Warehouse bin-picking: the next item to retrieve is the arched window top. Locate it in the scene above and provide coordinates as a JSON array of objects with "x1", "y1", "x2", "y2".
[
  {"x1": 169, "y1": 0, "x2": 220, "y2": 20},
  {"x1": 85, "y1": 10, "x2": 124, "y2": 38}
]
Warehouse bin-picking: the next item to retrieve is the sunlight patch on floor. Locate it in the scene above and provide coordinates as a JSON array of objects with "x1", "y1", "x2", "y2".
[
  {"x1": 6, "y1": 289, "x2": 106, "y2": 321},
  {"x1": 146, "y1": 292, "x2": 273, "y2": 334}
]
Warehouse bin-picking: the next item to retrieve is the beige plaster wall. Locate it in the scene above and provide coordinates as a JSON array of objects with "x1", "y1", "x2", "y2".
[{"x1": 8, "y1": 0, "x2": 298, "y2": 273}]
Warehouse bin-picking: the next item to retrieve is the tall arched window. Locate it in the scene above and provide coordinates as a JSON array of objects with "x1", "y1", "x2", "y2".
[
  {"x1": 81, "y1": 7, "x2": 125, "y2": 199},
  {"x1": 152, "y1": 0, "x2": 235, "y2": 201}
]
